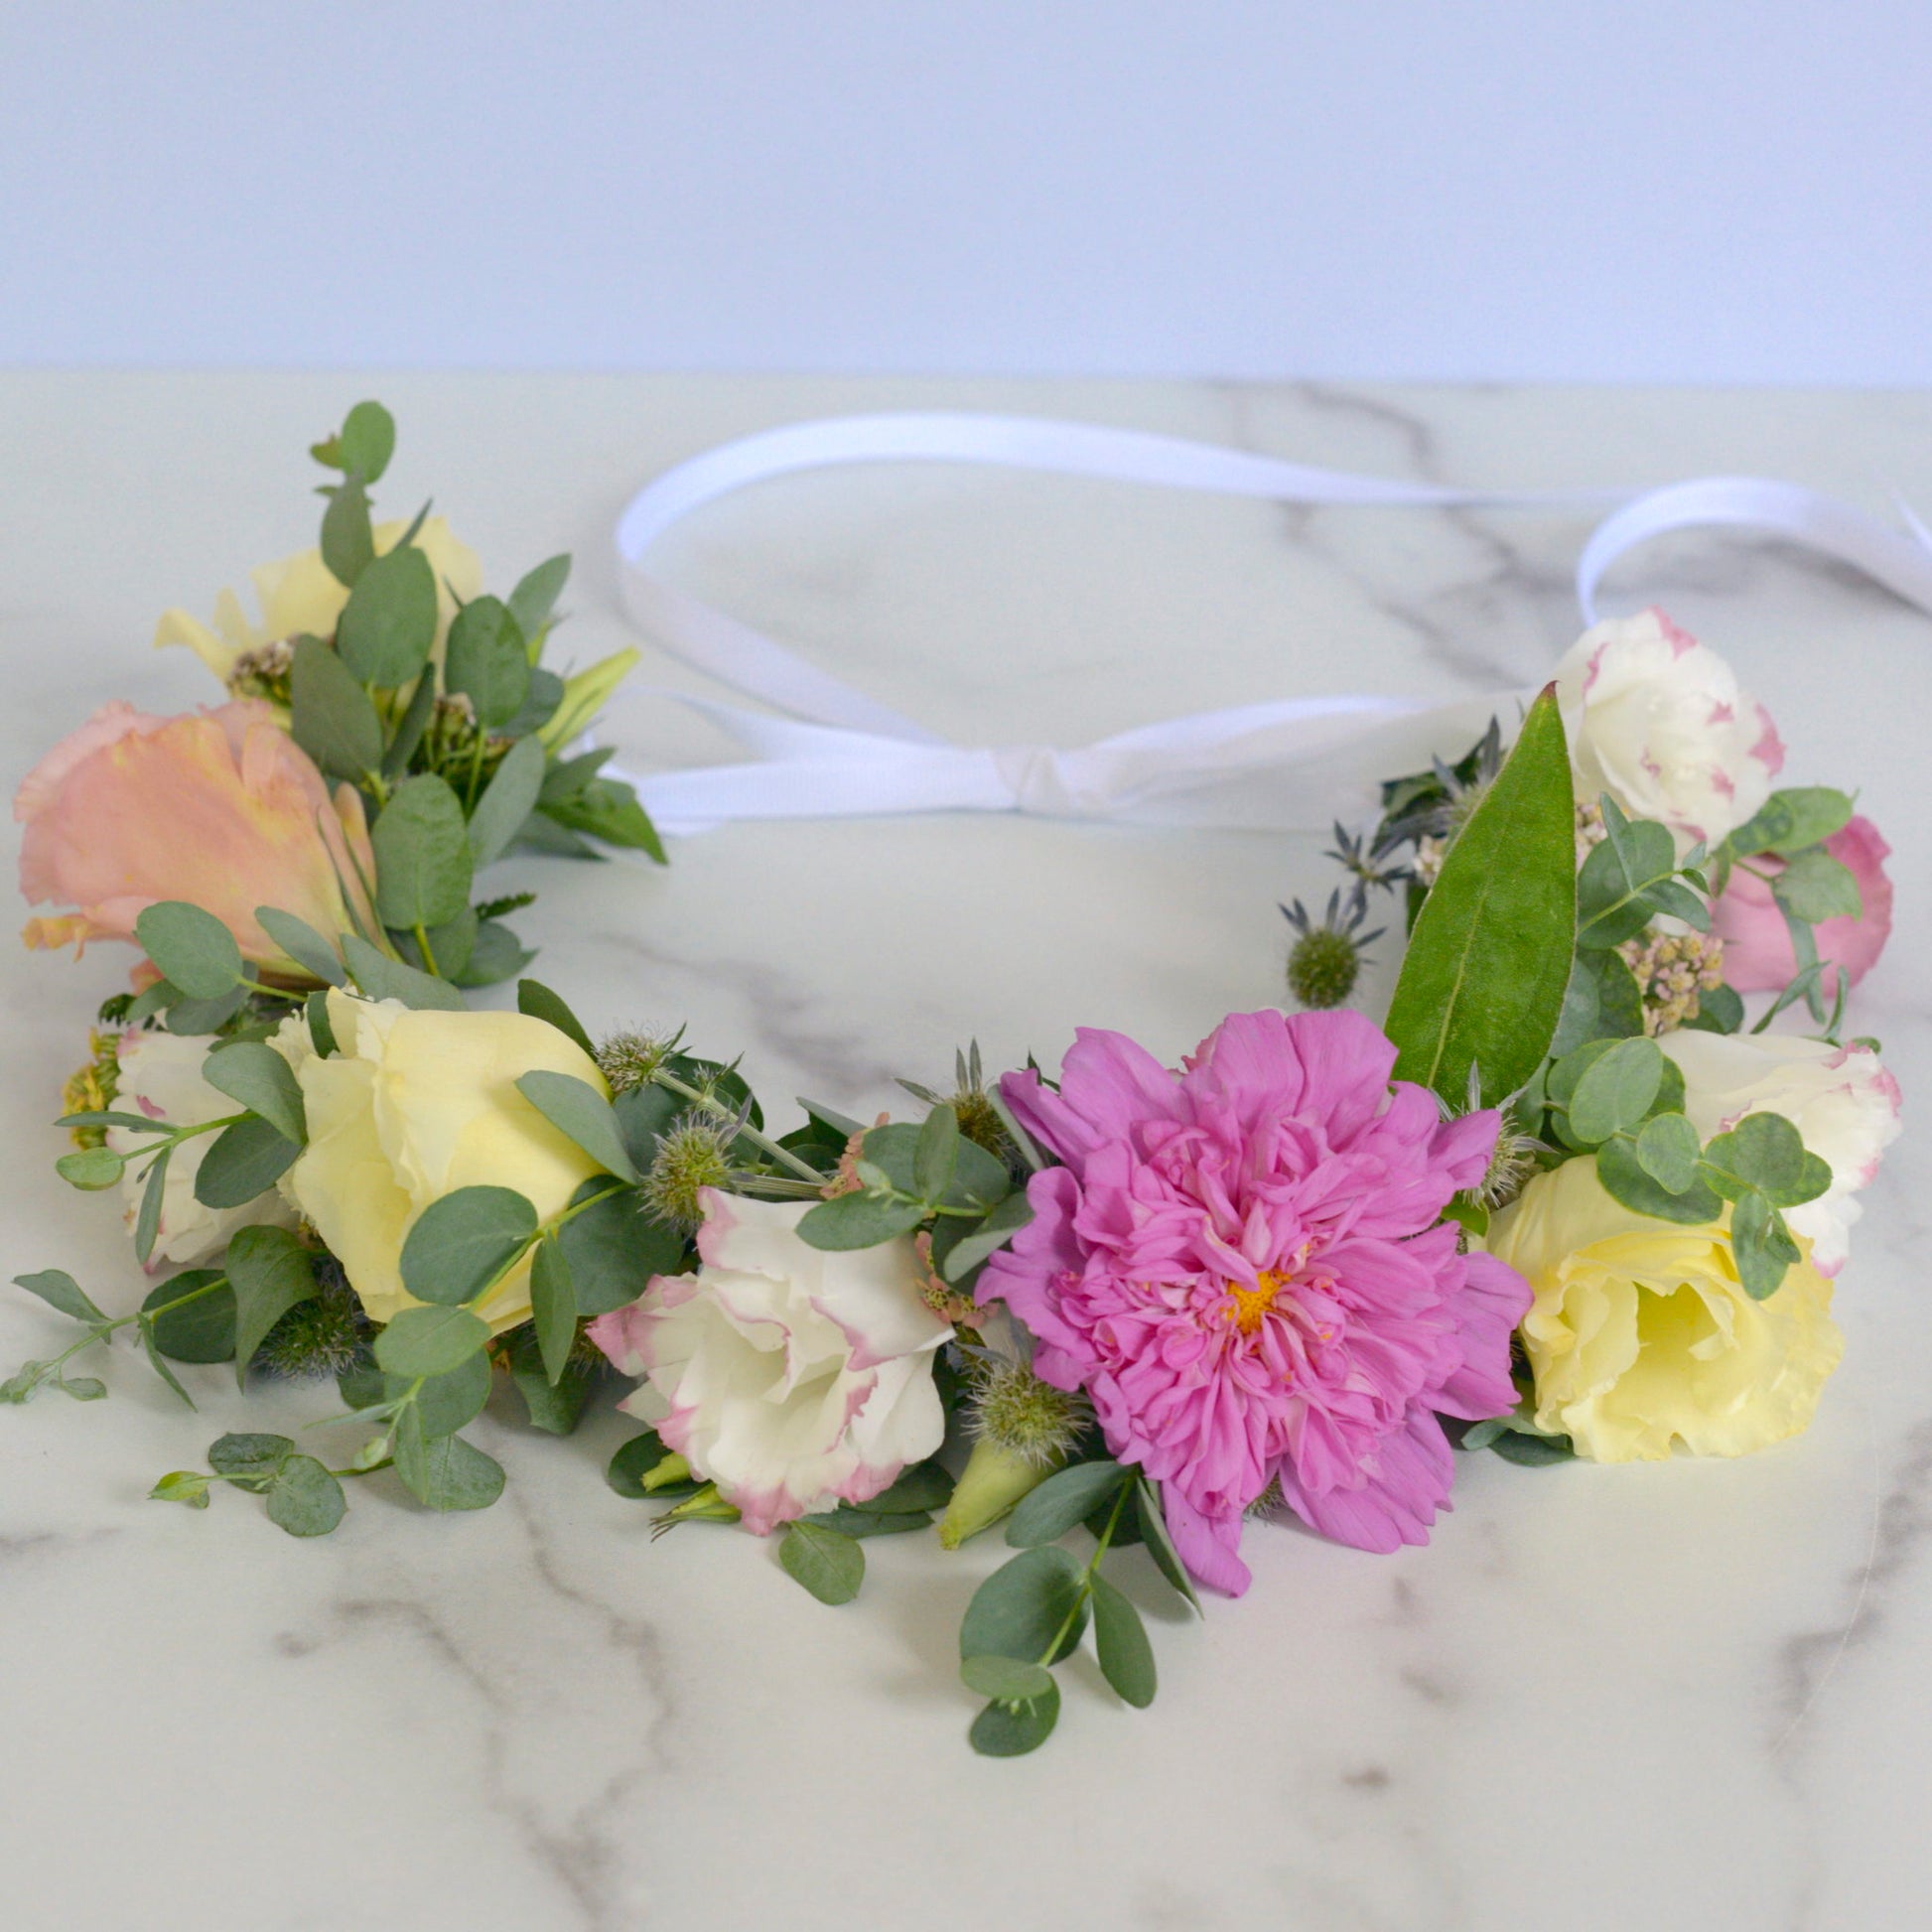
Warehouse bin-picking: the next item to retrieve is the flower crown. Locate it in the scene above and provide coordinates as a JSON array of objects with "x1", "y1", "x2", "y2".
[{"x1": 7, "y1": 403, "x2": 1899, "y2": 1758}]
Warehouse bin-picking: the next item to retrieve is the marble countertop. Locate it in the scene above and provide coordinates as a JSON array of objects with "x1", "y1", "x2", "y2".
[{"x1": 1, "y1": 372, "x2": 1926, "y2": 1932}]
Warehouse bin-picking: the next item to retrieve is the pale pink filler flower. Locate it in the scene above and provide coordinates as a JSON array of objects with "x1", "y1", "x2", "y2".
[{"x1": 981, "y1": 1010, "x2": 1532, "y2": 1594}]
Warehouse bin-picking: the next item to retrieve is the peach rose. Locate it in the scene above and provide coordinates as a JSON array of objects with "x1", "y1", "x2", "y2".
[{"x1": 17, "y1": 699, "x2": 375, "y2": 975}]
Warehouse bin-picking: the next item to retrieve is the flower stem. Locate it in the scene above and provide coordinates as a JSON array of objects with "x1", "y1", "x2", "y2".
[
  {"x1": 650, "y1": 1069, "x2": 825, "y2": 1184},
  {"x1": 1035, "y1": 1478, "x2": 1131, "y2": 1666}
]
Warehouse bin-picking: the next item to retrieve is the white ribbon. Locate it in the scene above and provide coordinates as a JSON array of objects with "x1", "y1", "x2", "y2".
[{"x1": 608, "y1": 411, "x2": 1932, "y2": 836}]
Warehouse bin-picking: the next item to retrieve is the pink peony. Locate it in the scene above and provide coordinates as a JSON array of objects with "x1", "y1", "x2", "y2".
[
  {"x1": 1712, "y1": 815, "x2": 1893, "y2": 994},
  {"x1": 17, "y1": 699, "x2": 376, "y2": 977},
  {"x1": 980, "y1": 1010, "x2": 1532, "y2": 1594}
]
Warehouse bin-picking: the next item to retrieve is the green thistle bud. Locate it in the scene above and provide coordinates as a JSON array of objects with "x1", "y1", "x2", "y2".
[
  {"x1": 940, "y1": 1356, "x2": 1091, "y2": 1544},
  {"x1": 1281, "y1": 887, "x2": 1383, "y2": 1011},
  {"x1": 641, "y1": 1113, "x2": 735, "y2": 1228},
  {"x1": 596, "y1": 1027, "x2": 683, "y2": 1095},
  {"x1": 252, "y1": 1259, "x2": 369, "y2": 1380}
]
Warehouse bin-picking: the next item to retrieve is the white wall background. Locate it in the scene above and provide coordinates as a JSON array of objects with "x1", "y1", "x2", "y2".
[{"x1": 2, "y1": 1, "x2": 1925, "y2": 384}]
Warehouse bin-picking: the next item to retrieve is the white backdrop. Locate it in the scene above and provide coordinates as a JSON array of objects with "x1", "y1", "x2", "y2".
[{"x1": 2, "y1": 0, "x2": 1925, "y2": 383}]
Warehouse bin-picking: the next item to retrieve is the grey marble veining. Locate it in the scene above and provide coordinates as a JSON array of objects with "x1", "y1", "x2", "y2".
[{"x1": 0, "y1": 372, "x2": 1925, "y2": 1931}]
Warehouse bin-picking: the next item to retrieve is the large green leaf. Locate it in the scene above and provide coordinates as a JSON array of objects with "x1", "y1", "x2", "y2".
[{"x1": 1383, "y1": 686, "x2": 1577, "y2": 1106}]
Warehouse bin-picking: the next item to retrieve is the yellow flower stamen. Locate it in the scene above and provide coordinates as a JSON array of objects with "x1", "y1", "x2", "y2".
[{"x1": 1226, "y1": 1270, "x2": 1285, "y2": 1335}]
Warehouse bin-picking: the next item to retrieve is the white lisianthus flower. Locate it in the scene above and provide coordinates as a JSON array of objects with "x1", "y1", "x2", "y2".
[
  {"x1": 153, "y1": 517, "x2": 483, "y2": 686},
  {"x1": 1554, "y1": 608, "x2": 1784, "y2": 851},
  {"x1": 106, "y1": 1030, "x2": 298, "y2": 1270},
  {"x1": 272, "y1": 990, "x2": 609, "y2": 1332},
  {"x1": 1660, "y1": 1030, "x2": 1902, "y2": 1276},
  {"x1": 589, "y1": 1189, "x2": 953, "y2": 1534}
]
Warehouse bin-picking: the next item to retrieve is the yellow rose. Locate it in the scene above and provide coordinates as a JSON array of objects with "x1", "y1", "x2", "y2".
[
  {"x1": 1484, "y1": 1157, "x2": 1843, "y2": 1461},
  {"x1": 278, "y1": 990, "x2": 608, "y2": 1333},
  {"x1": 154, "y1": 518, "x2": 483, "y2": 684}
]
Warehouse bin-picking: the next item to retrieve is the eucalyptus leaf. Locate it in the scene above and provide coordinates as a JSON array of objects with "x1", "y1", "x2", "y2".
[
  {"x1": 398, "y1": 1185, "x2": 537, "y2": 1306},
  {"x1": 373, "y1": 1304, "x2": 492, "y2": 1378},
  {"x1": 1632, "y1": 1112, "x2": 1703, "y2": 1194},
  {"x1": 959, "y1": 1545, "x2": 1088, "y2": 1665},
  {"x1": 14, "y1": 1269, "x2": 105, "y2": 1324},
  {"x1": 555, "y1": 1182, "x2": 683, "y2": 1314},
  {"x1": 539, "y1": 779, "x2": 665, "y2": 861},
  {"x1": 320, "y1": 478, "x2": 374, "y2": 586},
  {"x1": 1701, "y1": 1111, "x2": 1810, "y2": 1202},
  {"x1": 913, "y1": 1103, "x2": 959, "y2": 1201},
  {"x1": 1135, "y1": 1480, "x2": 1202, "y2": 1613},
  {"x1": 264, "y1": 1454, "x2": 347, "y2": 1536},
  {"x1": 165, "y1": 985, "x2": 248, "y2": 1035},
  {"x1": 795, "y1": 1192, "x2": 927, "y2": 1250},
  {"x1": 1006, "y1": 1459, "x2": 1128, "y2": 1548},
  {"x1": 960, "y1": 1655, "x2": 1055, "y2": 1702},
  {"x1": 1593, "y1": 1137, "x2": 1725, "y2": 1225},
  {"x1": 392, "y1": 1410, "x2": 505, "y2": 1511},
  {"x1": 1726, "y1": 786, "x2": 1856, "y2": 859},
  {"x1": 337, "y1": 543, "x2": 438, "y2": 687},
  {"x1": 134, "y1": 901, "x2": 245, "y2": 1001},
  {"x1": 289, "y1": 636, "x2": 384, "y2": 781},
  {"x1": 142, "y1": 1271, "x2": 235, "y2": 1363},
  {"x1": 194, "y1": 1117, "x2": 301, "y2": 1209},
  {"x1": 451, "y1": 919, "x2": 536, "y2": 990},
  {"x1": 382, "y1": 667, "x2": 439, "y2": 779},
  {"x1": 779, "y1": 1521, "x2": 866, "y2": 1604},
  {"x1": 333, "y1": 400, "x2": 396, "y2": 484},
  {"x1": 372, "y1": 774, "x2": 474, "y2": 931},
  {"x1": 56, "y1": 1146, "x2": 124, "y2": 1191},
  {"x1": 1771, "y1": 848, "x2": 1863, "y2": 925},
  {"x1": 255, "y1": 906, "x2": 346, "y2": 987},
  {"x1": 1091, "y1": 1572, "x2": 1158, "y2": 1708},
  {"x1": 1566, "y1": 1037, "x2": 1665, "y2": 1146},
  {"x1": 968, "y1": 1678, "x2": 1061, "y2": 1756},
  {"x1": 445, "y1": 595, "x2": 531, "y2": 729},
  {"x1": 468, "y1": 735, "x2": 546, "y2": 869},
  {"x1": 516, "y1": 1070, "x2": 638, "y2": 1181},
  {"x1": 342, "y1": 934, "x2": 467, "y2": 1011},
  {"x1": 516, "y1": 977, "x2": 598, "y2": 1058},
  {"x1": 1729, "y1": 1187, "x2": 1802, "y2": 1301},
  {"x1": 507, "y1": 553, "x2": 570, "y2": 644},
  {"x1": 1383, "y1": 685, "x2": 1576, "y2": 1105},
  {"x1": 412, "y1": 1348, "x2": 493, "y2": 1440},
  {"x1": 226, "y1": 1225, "x2": 318, "y2": 1387},
  {"x1": 202, "y1": 1041, "x2": 308, "y2": 1145},
  {"x1": 941, "y1": 1191, "x2": 1035, "y2": 1284},
  {"x1": 530, "y1": 1232, "x2": 577, "y2": 1387},
  {"x1": 208, "y1": 1432, "x2": 295, "y2": 1480}
]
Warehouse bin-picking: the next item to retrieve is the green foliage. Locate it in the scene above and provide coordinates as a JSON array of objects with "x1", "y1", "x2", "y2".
[
  {"x1": 445, "y1": 596, "x2": 531, "y2": 729},
  {"x1": 1090, "y1": 1573, "x2": 1158, "y2": 1708},
  {"x1": 398, "y1": 1185, "x2": 538, "y2": 1306},
  {"x1": 516, "y1": 1070, "x2": 639, "y2": 1182},
  {"x1": 1006, "y1": 1459, "x2": 1128, "y2": 1548},
  {"x1": 779, "y1": 1521, "x2": 866, "y2": 1604},
  {"x1": 529, "y1": 1234, "x2": 577, "y2": 1386},
  {"x1": 15, "y1": 1270, "x2": 104, "y2": 1324},
  {"x1": 226, "y1": 1226, "x2": 319, "y2": 1389},
  {"x1": 142, "y1": 1271, "x2": 235, "y2": 1363},
  {"x1": 337, "y1": 544, "x2": 438, "y2": 687},
  {"x1": 194, "y1": 1116, "x2": 301, "y2": 1209},
  {"x1": 516, "y1": 977, "x2": 598, "y2": 1058},
  {"x1": 1383, "y1": 686, "x2": 1577, "y2": 1106},
  {"x1": 1575, "y1": 798, "x2": 1709, "y2": 949},
  {"x1": 289, "y1": 636, "x2": 383, "y2": 782},
  {"x1": 961, "y1": 1545, "x2": 1089, "y2": 1667},
  {"x1": 468, "y1": 735, "x2": 546, "y2": 868},
  {"x1": 967, "y1": 1679, "x2": 1062, "y2": 1756},
  {"x1": 342, "y1": 934, "x2": 467, "y2": 1011},
  {"x1": 554, "y1": 1180, "x2": 684, "y2": 1314},
  {"x1": 202, "y1": 1041, "x2": 307, "y2": 1145},
  {"x1": 255, "y1": 905, "x2": 346, "y2": 986},
  {"x1": 312, "y1": 400, "x2": 396, "y2": 484},
  {"x1": 796, "y1": 1103, "x2": 1015, "y2": 1252},
  {"x1": 1134, "y1": 1479, "x2": 1202, "y2": 1612},
  {"x1": 372, "y1": 774, "x2": 474, "y2": 931},
  {"x1": 373, "y1": 1304, "x2": 492, "y2": 1378},
  {"x1": 392, "y1": 1412, "x2": 504, "y2": 1511},
  {"x1": 607, "y1": 1429, "x2": 702, "y2": 1500},
  {"x1": 1725, "y1": 786, "x2": 1855, "y2": 860},
  {"x1": 506, "y1": 553, "x2": 570, "y2": 644},
  {"x1": 134, "y1": 901, "x2": 245, "y2": 1001}
]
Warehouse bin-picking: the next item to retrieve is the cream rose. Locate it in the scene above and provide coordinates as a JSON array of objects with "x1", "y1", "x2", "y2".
[
  {"x1": 589, "y1": 1189, "x2": 952, "y2": 1534},
  {"x1": 1485, "y1": 1157, "x2": 1842, "y2": 1461},
  {"x1": 1660, "y1": 1030, "x2": 1901, "y2": 1276},
  {"x1": 155, "y1": 517, "x2": 483, "y2": 685},
  {"x1": 1554, "y1": 608, "x2": 1784, "y2": 850},
  {"x1": 275, "y1": 991, "x2": 608, "y2": 1332},
  {"x1": 106, "y1": 1030, "x2": 299, "y2": 1270}
]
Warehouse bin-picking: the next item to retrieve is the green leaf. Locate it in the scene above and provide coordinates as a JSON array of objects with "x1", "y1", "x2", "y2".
[
  {"x1": 960, "y1": 1545, "x2": 1088, "y2": 1665},
  {"x1": 468, "y1": 735, "x2": 547, "y2": 870},
  {"x1": 779, "y1": 1521, "x2": 866, "y2": 1604},
  {"x1": 142, "y1": 1271, "x2": 234, "y2": 1362},
  {"x1": 451, "y1": 918, "x2": 536, "y2": 990},
  {"x1": 556, "y1": 1180, "x2": 683, "y2": 1314},
  {"x1": 1383, "y1": 686, "x2": 1577, "y2": 1105},
  {"x1": 530, "y1": 1233, "x2": 577, "y2": 1386},
  {"x1": 1567, "y1": 1036, "x2": 1665, "y2": 1145},
  {"x1": 255, "y1": 906, "x2": 346, "y2": 986},
  {"x1": 1726, "y1": 786, "x2": 1855, "y2": 859},
  {"x1": 133, "y1": 1149, "x2": 171, "y2": 1265},
  {"x1": 226, "y1": 1225, "x2": 318, "y2": 1387},
  {"x1": 373, "y1": 1304, "x2": 492, "y2": 1378},
  {"x1": 337, "y1": 542, "x2": 438, "y2": 687},
  {"x1": 399, "y1": 1185, "x2": 538, "y2": 1306},
  {"x1": 1729, "y1": 1188, "x2": 1802, "y2": 1301},
  {"x1": 138, "y1": 1319, "x2": 196, "y2": 1408},
  {"x1": 202, "y1": 1041, "x2": 308, "y2": 1145},
  {"x1": 1576, "y1": 805, "x2": 1684, "y2": 949},
  {"x1": 134, "y1": 902, "x2": 245, "y2": 1001},
  {"x1": 445, "y1": 596, "x2": 531, "y2": 729},
  {"x1": 1006, "y1": 1459, "x2": 1128, "y2": 1548},
  {"x1": 1489, "y1": 1428, "x2": 1577, "y2": 1466},
  {"x1": 968, "y1": 1677, "x2": 1061, "y2": 1756},
  {"x1": 14, "y1": 1269, "x2": 105, "y2": 1324},
  {"x1": 337, "y1": 400, "x2": 396, "y2": 485},
  {"x1": 306, "y1": 989, "x2": 340, "y2": 1056},
  {"x1": 507, "y1": 553, "x2": 571, "y2": 645},
  {"x1": 614, "y1": 1082, "x2": 680, "y2": 1169},
  {"x1": 1702, "y1": 1111, "x2": 1810, "y2": 1202},
  {"x1": 510, "y1": 1357, "x2": 595, "y2": 1437},
  {"x1": 539, "y1": 779, "x2": 666, "y2": 863},
  {"x1": 150, "y1": 1471, "x2": 211, "y2": 1508},
  {"x1": 194, "y1": 1116, "x2": 301, "y2": 1209},
  {"x1": 1633, "y1": 1112, "x2": 1703, "y2": 1195},
  {"x1": 56, "y1": 1146, "x2": 124, "y2": 1190},
  {"x1": 372, "y1": 774, "x2": 474, "y2": 931},
  {"x1": 1090, "y1": 1572, "x2": 1158, "y2": 1708},
  {"x1": 166, "y1": 985, "x2": 248, "y2": 1035},
  {"x1": 289, "y1": 636, "x2": 384, "y2": 782},
  {"x1": 940, "y1": 1136, "x2": 1012, "y2": 1214},
  {"x1": 341, "y1": 934, "x2": 468, "y2": 1011},
  {"x1": 413, "y1": 1347, "x2": 493, "y2": 1439},
  {"x1": 1687, "y1": 981, "x2": 1745, "y2": 1035},
  {"x1": 960, "y1": 1655, "x2": 1055, "y2": 1702},
  {"x1": 799, "y1": 1505, "x2": 934, "y2": 1539},
  {"x1": 940, "y1": 1190, "x2": 1035, "y2": 1283},
  {"x1": 1595, "y1": 1136, "x2": 1725, "y2": 1223},
  {"x1": 1135, "y1": 1479, "x2": 1202, "y2": 1613},
  {"x1": 607, "y1": 1429, "x2": 701, "y2": 1500},
  {"x1": 516, "y1": 977, "x2": 598, "y2": 1058},
  {"x1": 265, "y1": 1455, "x2": 347, "y2": 1536},
  {"x1": 855, "y1": 1459, "x2": 954, "y2": 1514},
  {"x1": 517, "y1": 1070, "x2": 638, "y2": 1182},
  {"x1": 392, "y1": 1413, "x2": 505, "y2": 1511},
  {"x1": 795, "y1": 1192, "x2": 927, "y2": 1250},
  {"x1": 320, "y1": 478, "x2": 374, "y2": 587},
  {"x1": 1772, "y1": 848, "x2": 1863, "y2": 925},
  {"x1": 207, "y1": 1432, "x2": 295, "y2": 1479},
  {"x1": 1549, "y1": 946, "x2": 1645, "y2": 1057},
  {"x1": 502, "y1": 665, "x2": 566, "y2": 742},
  {"x1": 913, "y1": 1102, "x2": 959, "y2": 1202}
]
